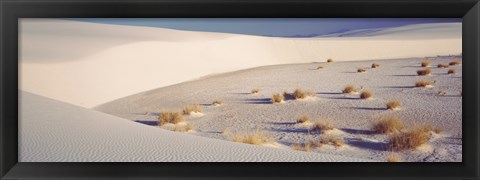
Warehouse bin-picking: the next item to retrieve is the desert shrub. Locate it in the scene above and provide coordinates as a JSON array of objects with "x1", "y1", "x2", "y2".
[
  {"x1": 387, "y1": 154, "x2": 401, "y2": 162},
  {"x1": 271, "y1": 93, "x2": 284, "y2": 103},
  {"x1": 449, "y1": 60, "x2": 461, "y2": 66},
  {"x1": 297, "y1": 115, "x2": 310, "y2": 124},
  {"x1": 319, "y1": 135, "x2": 345, "y2": 147},
  {"x1": 388, "y1": 126, "x2": 430, "y2": 151},
  {"x1": 415, "y1": 80, "x2": 433, "y2": 87},
  {"x1": 230, "y1": 131, "x2": 273, "y2": 145},
  {"x1": 371, "y1": 63, "x2": 380, "y2": 68},
  {"x1": 158, "y1": 111, "x2": 184, "y2": 125},
  {"x1": 291, "y1": 142, "x2": 316, "y2": 152},
  {"x1": 251, "y1": 88, "x2": 260, "y2": 94},
  {"x1": 327, "y1": 58, "x2": 333, "y2": 63},
  {"x1": 448, "y1": 68, "x2": 457, "y2": 74},
  {"x1": 386, "y1": 100, "x2": 400, "y2": 110},
  {"x1": 417, "y1": 68, "x2": 431, "y2": 76},
  {"x1": 421, "y1": 58, "x2": 430, "y2": 67},
  {"x1": 360, "y1": 90, "x2": 373, "y2": 99},
  {"x1": 437, "y1": 64, "x2": 449, "y2": 68},
  {"x1": 342, "y1": 85, "x2": 357, "y2": 94},
  {"x1": 372, "y1": 115, "x2": 404, "y2": 134},
  {"x1": 293, "y1": 89, "x2": 315, "y2": 99},
  {"x1": 182, "y1": 104, "x2": 202, "y2": 115},
  {"x1": 357, "y1": 68, "x2": 367, "y2": 73},
  {"x1": 212, "y1": 99, "x2": 224, "y2": 106},
  {"x1": 310, "y1": 119, "x2": 334, "y2": 133}
]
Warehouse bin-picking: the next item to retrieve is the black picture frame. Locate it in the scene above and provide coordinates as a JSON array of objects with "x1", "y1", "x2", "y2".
[{"x1": 1, "y1": 0, "x2": 479, "y2": 179}]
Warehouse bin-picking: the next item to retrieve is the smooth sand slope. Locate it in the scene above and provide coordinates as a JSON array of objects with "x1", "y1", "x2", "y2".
[
  {"x1": 20, "y1": 19, "x2": 461, "y2": 107},
  {"x1": 97, "y1": 56, "x2": 462, "y2": 162},
  {"x1": 19, "y1": 91, "x2": 372, "y2": 162}
]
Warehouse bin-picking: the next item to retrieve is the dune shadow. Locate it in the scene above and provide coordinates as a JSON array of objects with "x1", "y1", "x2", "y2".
[
  {"x1": 381, "y1": 86, "x2": 415, "y2": 89},
  {"x1": 346, "y1": 138, "x2": 388, "y2": 151},
  {"x1": 269, "y1": 128, "x2": 309, "y2": 134},
  {"x1": 341, "y1": 128, "x2": 376, "y2": 135},
  {"x1": 343, "y1": 107, "x2": 385, "y2": 111},
  {"x1": 149, "y1": 112, "x2": 160, "y2": 116},
  {"x1": 266, "y1": 122, "x2": 297, "y2": 125},
  {"x1": 317, "y1": 92, "x2": 342, "y2": 95},
  {"x1": 134, "y1": 120, "x2": 159, "y2": 126},
  {"x1": 244, "y1": 98, "x2": 271, "y2": 104}
]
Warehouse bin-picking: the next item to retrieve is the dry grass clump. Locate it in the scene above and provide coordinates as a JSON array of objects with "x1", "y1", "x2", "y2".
[
  {"x1": 291, "y1": 142, "x2": 317, "y2": 152},
  {"x1": 158, "y1": 111, "x2": 184, "y2": 126},
  {"x1": 437, "y1": 64, "x2": 449, "y2": 68},
  {"x1": 416, "y1": 68, "x2": 431, "y2": 76},
  {"x1": 319, "y1": 135, "x2": 345, "y2": 147},
  {"x1": 297, "y1": 115, "x2": 310, "y2": 124},
  {"x1": 310, "y1": 119, "x2": 334, "y2": 133},
  {"x1": 327, "y1": 58, "x2": 333, "y2": 63},
  {"x1": 182, "y1": 104, "x2": 202, "y2": 115},
  {"x1": 387, "y1": 154, "x2": 401, "y2": 162},
  {"x1": 292, "y1": 88, "x2": 315, "y2": 99},
  {"x1": 386, "y1": 100, "x2": 400, "y2": 110},
  {"x1": 173, "y1": 123, "x2": 193, "y2": 132},
  {"x1": 317, "y1": 66, "x2": 324, "y2": 69},
  {"x1": 415, "y1": 124, "x2": 443, "y2": 134},
  {"x1": 342, "y1": 85, "x2": 357, "y2": 94},
  {"x1": 449, "y1": 60, "x2": 461, "y2": 66},
  {"x1": 271, "y1": 93, "x2": 284, "y2": 104},
  {"x1": 251, "y1": 88, "x2": 260, "y2": 94},
  {"x1": 357, "y1": 67, "x2": 367, "y2": 73},
  {"x1": 371, "y1": 63, "x2": 380, "y2": 68},
  {"x1": 388, "y1": 127, "x2": 430, "y2": 151},
  {"x1": 447, "y1": 68, "x2": 457, "y2": 74},
  {"x1": 360, "y1": 90, "x2": 373, "y2": 99},
  {"x1": 421, "y1": 58, "x2": 430, "y2": 67},
  {"x1": 212, "y1": 99, "x2": 224, "y2": 106},
  {"x1": 230, "y1": 131, "x2": 273, "y2": 145},
  {"x1": 372, "y1": 115, "x2": 404, "y2": 134},
  {"x1": 415, "y1": 80, "x2": 432, "y2": 87}
]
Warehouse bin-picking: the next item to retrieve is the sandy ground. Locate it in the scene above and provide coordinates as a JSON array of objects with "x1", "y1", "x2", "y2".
[
  {"x1": 20, "y1": 19, "x2": 461, "y2": 108},
  {"x1": 96, "y1": 56, "x2": 462, "y2": 162},
  {"x1": 19, "y1": 91, "x2": 373, "y2": 162}
]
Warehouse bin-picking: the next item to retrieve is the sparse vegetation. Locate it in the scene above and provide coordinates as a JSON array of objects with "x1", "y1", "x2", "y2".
[
  {"x1": 388, "y1": 126, "x2": 430, "y2": 151},
  {"x1": 417, "y1": 68, "x2": 432, "y2": 76},
  {"x1": 386, "y1": 100, "x2": 400, "y2": 110},
  {"x1": 327, "y1": 58, "x2": 333, "y2": 63},
  {"x1": 310, "y1": 119, "x2": 334, "y2": 133},
  {"x1": 342, "y1": 85, "x2": 357, "y2": 94},
  {"x1": 230, "y1": 131, "x2": 273, "y2": 145},
  {"x1": 271, "y1": 93, "x2": 284, "y2": 103},
  {"x1": 251, "y1": 88, "x2": 260, "y2": 94},
  {"x1": 421, "y1": 58, "x2": 430, "y2": 67},
  {"x1": 357, "y1": 67, "x2": 367, "y2": 73},
  {"x1": 449, "y1": 60, "x2": 461, "y2": 66},
  {"x1": 212, "y1": 99, "x2": 224, "y2": 106},
  {"x1": 448, "y1": 68, "x2": 457, "y2": 74},
  {"x1": 292, "y1": 88, "x2": 315, "y2": 99},
  {"x1": 174, "y1": 123, "x2": 193, "y2": 132},
  {"x1": 182, "y1": 104, "x2": 202, "y2": 115},
  {"x1": 372, "y1": 115, "x2": 404, "y2": 134},
  {"x1": 387, "y1": 154, "x2": 401, "y2": 162},
  {"x1": 158, "y1": 111, "x2": 184, "y2": 126},
  {"x1": 415, "y1": 80, "x2": 433, "y2": 87},
  {"x1": 291, "y1": 142, "x2": 316, "y2": 152},
  {"x1": 437, "y1": 64, "x2": 449, "y2": 68},
  {"x1": 297, "y1": 115, "x2": 310, "y2": 124},
  {"x1": 371, "y1": 63, "x2": 380, "y2": 68},
  {"x1": 360, "y1": 90, "x2": 373, "y2": 99},
  {"x1": 319, "y1": 135, "x2": 345, "y2": 147}
]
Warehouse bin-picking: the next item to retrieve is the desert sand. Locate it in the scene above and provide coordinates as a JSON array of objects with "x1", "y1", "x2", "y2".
[{"x1": 19, "y1": 19, "x2": 462, "y2": 162}]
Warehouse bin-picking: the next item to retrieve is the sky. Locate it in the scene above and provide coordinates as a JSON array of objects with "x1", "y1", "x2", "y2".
[{"x1": 66, "y1": 18, "x2": 461, "y2": 37}]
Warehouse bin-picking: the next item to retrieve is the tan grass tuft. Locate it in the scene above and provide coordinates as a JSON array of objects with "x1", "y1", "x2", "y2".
[
  {"x1": 415, "y1": 80, "x2": 432, "y2": 87},
  {"x1": 291, "y1": 142, "x2": 315, "y2": 152},
  {"x1": 372, "y1": 115, "x2": 404, "y2": 134},
  {"x1": 158, "y1": 111, "x2": 184, "y2": 126},
  {"x1": 357, "y1": 67, "x2": 367, "y2": 73},
  {"x1": 371, "y1": 63, "x2": 380, "y2": 68},
  {"x1": 386, "y1": 100, "x2": 400, "y2": 110},
  {"x1": 212, "y1": 99, "x2": 224, "y2": 106},
  {"x1": 449, "y1": 60, "x2": 461, "y2": 66},
  {"x1": 417, "y1": 68, "x2": 432, "y2": 76},
  {"x1": 447, "y1": 68, "x2": 457, "y2": 74},
  {"x1": 387, "y1": 153, "x2": 401, "y2": 162},
  {"x1": 182, "y1": 104, "x2": 202, "y2": 115},
  {"x1": 388, "y1": 126, "x2": 430, "y2": 151},
  {"x1": 319, "y1": 135, "x2": 345, "y2": 147},
  {"x1": 271, "y1": 93, "x2": 284, "y2": 104},
  {"x1": 360, "y1": 90, "x2": 373, "y2": 99},
  {"x1": 251, "y1": 88, "x2": 260, "y2": 94},
  {"x1": 421, "y1": 58, "x2": 430, "y2": 67},
  {"x1": 293, "y1": 88, "x2": 315, "y2": 99},
  {"x1": 342, "y1": 85, "x2": 357, "y2": 94},
  {"x1": 230, "y1": 131, "x2": 273, "y2": 145},
  {"x1": 310, "y1": 119, "x2": 334, "y2": 133},
  {"x1": 297, "y1": 115, "x2": 310, "y2": 124}
]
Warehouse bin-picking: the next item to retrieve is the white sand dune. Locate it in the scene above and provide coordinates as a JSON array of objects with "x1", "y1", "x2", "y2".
[
  {"x1": 20, "y1": 19, "x2": 461, "y2": 107},
  {"x1": 19, "y1": 91, "x2": 372, "y2": 162},
  {"x1": 97, "y1": 57, "x2": 462, "y2": 162}
]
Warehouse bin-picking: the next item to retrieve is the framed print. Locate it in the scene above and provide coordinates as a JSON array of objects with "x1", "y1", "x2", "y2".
[{"x1": 1, "y1": 0, "x2": 479, "y2": 179}]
